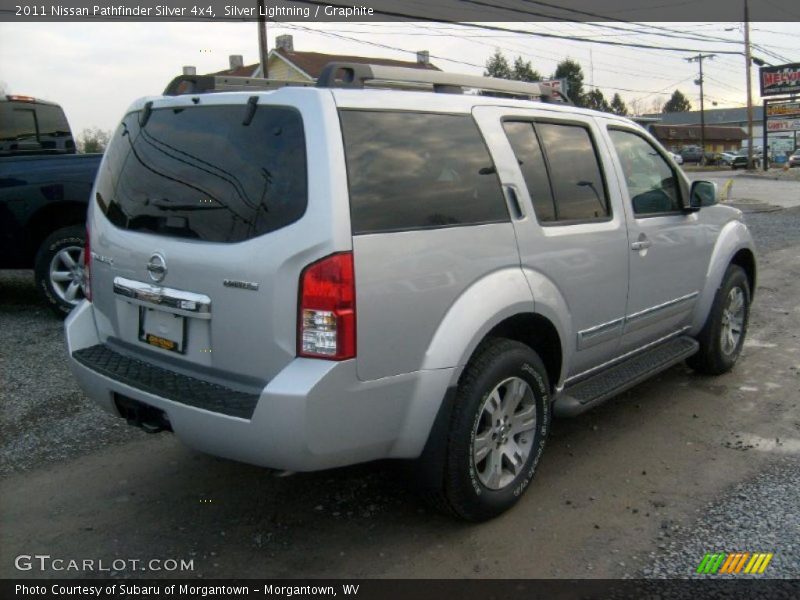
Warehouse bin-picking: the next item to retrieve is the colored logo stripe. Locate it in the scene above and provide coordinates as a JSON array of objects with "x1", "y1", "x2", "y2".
[{"x1": 697, "y1": 552, "x2": 773, "y2": 574}]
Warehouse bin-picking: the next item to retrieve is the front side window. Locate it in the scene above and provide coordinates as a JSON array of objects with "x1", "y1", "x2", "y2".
[
  {"x1": 340, "y1": 110, "x2": 508, "y2": 234},
  {"x1": 609, "y1": 129, "x2": 682, "y2": 216}
]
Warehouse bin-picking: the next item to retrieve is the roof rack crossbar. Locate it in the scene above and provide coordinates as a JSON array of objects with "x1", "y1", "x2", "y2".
[
  {"x1": 163, "y1": 75, "x2": 314, "y2": 96},
  {"x1": 316, "y1": 62, "x2": 572, "y2": 104}
]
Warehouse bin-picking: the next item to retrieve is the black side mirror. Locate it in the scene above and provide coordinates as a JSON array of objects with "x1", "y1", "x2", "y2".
[{"x1": 689, "y1": 180, "x2": 717, "y2": 210}]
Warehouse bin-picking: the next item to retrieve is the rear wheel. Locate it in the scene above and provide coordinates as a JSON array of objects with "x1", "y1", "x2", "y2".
[
  {"x1": 34, "y1": 225, "x2": 86, "y2": 317},
  {"x1": 420, "y1": 338, "x2": 551, "y2": 521},
  {"x1": 688, "y1": 265, "x2": 750, "y2": 375}
]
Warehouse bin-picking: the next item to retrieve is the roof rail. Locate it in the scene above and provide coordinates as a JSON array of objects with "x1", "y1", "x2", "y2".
[
  {"x1": 161, "y1": 66, "x2": 572, "y2": 105},
  {"x1": 316, "y1": 62, "x2": 572, "y2": 104},
  {"x1": 163, "y1": 74, "x2": 313, "y2": 96}
]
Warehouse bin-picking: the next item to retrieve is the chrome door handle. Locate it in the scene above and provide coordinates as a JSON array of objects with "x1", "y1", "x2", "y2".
[{"x1": 631, "y1": 240, "x2": 652, "y2": 251}]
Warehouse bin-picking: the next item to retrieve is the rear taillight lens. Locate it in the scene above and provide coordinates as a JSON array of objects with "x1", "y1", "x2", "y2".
[
  {"x1": 83, "y1": 226, "x2": 92, "y2": 302},
  {"x1": 298, "y1": 252, "x2": 356, "y2": 360}
]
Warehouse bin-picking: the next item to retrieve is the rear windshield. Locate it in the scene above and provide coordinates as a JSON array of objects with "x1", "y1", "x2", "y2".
[
  {"x1": 95, "y1": 104, "x2": 307, "y2": 243},
  {"x1": 0, "y1": 101, "x2": 72, "y2": 154}
]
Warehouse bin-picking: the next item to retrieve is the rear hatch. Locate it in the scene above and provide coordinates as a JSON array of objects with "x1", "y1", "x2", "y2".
[{"x1": 87, "y1": 90, "x2": 347, "y2": 387}]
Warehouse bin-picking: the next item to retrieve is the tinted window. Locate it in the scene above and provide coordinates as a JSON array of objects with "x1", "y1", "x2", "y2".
[
  {"x1": 609, "y1": 129, "x2": 681, "y2": 215},
  {"x1": 36, "y1": 104, "x2": 70, "y2": 138},
  {"x1": 95, "y1": 105, "x2": 307, "y2": 243},
  {"x1": 502, "y1": 121, "x2": 556, "y2": 222},
  {"x1": 340, "y1": 111, "x2": 507, "y2": 234},
  {"x1": 0, "y1": 104, "x2": 38, "y2": 152},
  {"x1": 536, "y1": 123, "x2": 610, "y2": 222}
]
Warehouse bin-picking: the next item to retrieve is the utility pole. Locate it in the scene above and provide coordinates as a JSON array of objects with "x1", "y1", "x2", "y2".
[
  {"x1": 257, "y1": 0, "x2": 268, "y2": 78},
  {"x1": 744, "y1": 0, "x2": 755, "y2": 169},
  {"x1": 687, "y1": 53, "x2": 715, "y2": 165}
]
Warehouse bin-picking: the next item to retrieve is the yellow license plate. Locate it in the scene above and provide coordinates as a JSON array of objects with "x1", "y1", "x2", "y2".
[{"x1": 138, "y1": 307, "x2": 185, "y2": 353}]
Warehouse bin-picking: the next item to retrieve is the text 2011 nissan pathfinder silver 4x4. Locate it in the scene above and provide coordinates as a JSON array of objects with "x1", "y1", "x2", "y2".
[{"x1": 65, "y1": 64, "x2": 756, "y2": 521}]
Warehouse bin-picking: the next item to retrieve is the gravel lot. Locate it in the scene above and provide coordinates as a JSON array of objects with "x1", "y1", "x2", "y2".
[
  {"x1": 0, "y1": 271, "x2": 144, "y2": 478},
  {"x1": 639, "y1": 458, "x2": 800, "y2": 579}
]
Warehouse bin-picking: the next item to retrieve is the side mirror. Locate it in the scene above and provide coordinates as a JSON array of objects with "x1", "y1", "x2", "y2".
[{"x1": 689, "y1": 180, "x2": 717, "y2": 210}]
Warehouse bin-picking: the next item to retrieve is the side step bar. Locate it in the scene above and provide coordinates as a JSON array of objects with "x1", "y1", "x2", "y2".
[{"x1": 553, "y1": 335, "x2": 699, "y2": 417}]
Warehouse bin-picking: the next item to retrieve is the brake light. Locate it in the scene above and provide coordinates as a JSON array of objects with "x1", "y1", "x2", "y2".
[
  {"x1": 83, "y1": 226, "x2": 92, "y2": 302},
  {"x1": 298, "y1": 252, "x2": 356, "y2": 360},
  {"x1": 7, "y1": 95, "x2": 36, "y2": 102}
]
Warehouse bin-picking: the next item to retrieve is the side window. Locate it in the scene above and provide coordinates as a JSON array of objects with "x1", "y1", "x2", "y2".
[
  {"x1": 608, "y1": 129, "x2": 682, "y2": 216},
  {"x1": 536, "y1": 122, "x2": 610, "y2": 222},
  {"x1": 502, "y1": 121, "x2": 556, "y2": 222},
  {"x1": 340, "y1": 110, "x2": 508, "y2": 235}
]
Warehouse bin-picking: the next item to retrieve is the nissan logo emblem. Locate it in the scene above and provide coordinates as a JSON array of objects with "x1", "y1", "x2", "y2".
[{"x1": 146, "y1": 253, "x2": 167, "y2": 283}]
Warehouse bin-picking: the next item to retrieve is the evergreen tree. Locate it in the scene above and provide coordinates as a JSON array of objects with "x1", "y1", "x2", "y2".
[
  {"x1": 512, "y1": 56, "x2": 541, "y2": 83},
  {"x1": 585, "y1": 89, "x2": 611, "y2": 112},
  {"x1": 609, "y1": 93, "x2": 629, "y2": 116},
  {"x1": 663, "y1": 90, "x2": 692, "y2": 113},
  {"x1": 554, "y1": 58, "x2": 586, "y2": 107},
  {"x1": 484, "y1": 49, "x2": 512, "y2": 79}
]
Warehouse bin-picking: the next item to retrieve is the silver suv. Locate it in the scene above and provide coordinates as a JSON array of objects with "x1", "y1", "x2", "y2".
[{"x1": 65, "y1": 64, "x2": 756, "y2": 521}]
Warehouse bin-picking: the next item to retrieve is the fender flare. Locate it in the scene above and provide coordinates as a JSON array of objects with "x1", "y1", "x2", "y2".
[
  {"x1": 691, "y1": 219, "x2": 756, "y2": 333},
  {"x1": 421, "y1": 266, "x2": 571, "y2": 388}
]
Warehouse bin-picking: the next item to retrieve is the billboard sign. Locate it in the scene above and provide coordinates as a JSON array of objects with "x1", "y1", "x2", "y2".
[
  {"x1": 760, "y1": 63, "x2": 800, "y2": 97},
  {"x1": 766, "y1": 101, "x2": 800, "y2": 119},
  {"x1": 766, "y1": 119, "x2": 800, "y2": 132}
]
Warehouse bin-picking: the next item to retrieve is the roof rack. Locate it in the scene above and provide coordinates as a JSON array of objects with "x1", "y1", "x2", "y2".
[
  {"x1": 162, "y1": 63, "x2": 571, "y2": 105},
  {"x1": 316, "y1": 62, "x2": 572, "y2": 104},
  {"x1": 163, "y1": 74, "x2": 313, "y2": 96}
]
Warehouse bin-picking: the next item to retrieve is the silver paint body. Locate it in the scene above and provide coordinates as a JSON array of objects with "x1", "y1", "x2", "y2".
[{"x1": 65, "y1": 87, "x2": 756, "y2": 471}]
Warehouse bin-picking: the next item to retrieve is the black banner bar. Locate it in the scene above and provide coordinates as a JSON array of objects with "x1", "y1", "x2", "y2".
[
  {"x1": 3, "y1": 579, "x2": 800, "y2": 600},
  {"x1": 2, "y1": 0, "x2": 800, "y2": 22}
]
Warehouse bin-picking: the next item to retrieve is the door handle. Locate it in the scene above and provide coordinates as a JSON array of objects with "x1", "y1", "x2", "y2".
[
  {"x1": 631, "y1": 239, "x2": 652, "y2": 251},
  {"x1": 503, "y1": 185, "x2": 525, "y2": 220}
]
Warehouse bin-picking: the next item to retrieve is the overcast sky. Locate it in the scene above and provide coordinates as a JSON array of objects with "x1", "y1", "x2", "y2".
[{"x1": 0, "y1": 21, "x2": 797, "y2": 135}]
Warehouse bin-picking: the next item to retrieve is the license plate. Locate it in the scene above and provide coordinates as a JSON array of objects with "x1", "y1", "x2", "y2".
[{"x1": 138, "y1": 307, "x2": 185, "y2": 353}]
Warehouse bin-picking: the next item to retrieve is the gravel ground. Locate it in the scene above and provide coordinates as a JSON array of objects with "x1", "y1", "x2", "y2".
[
  {"x1": 637, "y1": 458, "x2": 800, "y2": 579},
  {"x1": 0, "y1": 271, "x2": 144, "y2": 478},
  {"x1": 741, "y1": 205, "x2": 800, "y2": 255}
]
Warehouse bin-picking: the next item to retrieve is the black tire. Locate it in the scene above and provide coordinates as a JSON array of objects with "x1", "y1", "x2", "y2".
[
  {"x1": 687, "y1": 265, "x2": 751, "y2": 375},
  {"x1": 419, "y1": 338, "x2": 551, "y2": 521},
  {"x1": 34, "y1": 225, "x2": 86, "y2": 318}
]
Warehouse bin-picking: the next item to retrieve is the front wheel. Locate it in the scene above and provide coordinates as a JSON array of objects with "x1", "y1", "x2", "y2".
[
  {"x1": 34, "y1": 225, "x2": 86, "y2": 317},
  {"x1": 688, "y1": 265, "x2": 751, "y2": 375},
  {"x1": 421, "y1": 338, "x2": 551, "y2": 521}
]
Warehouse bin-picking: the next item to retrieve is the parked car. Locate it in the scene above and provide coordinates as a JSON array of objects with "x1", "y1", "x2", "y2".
[
  {"x1": 731, "y1": 150, "x2": 763, "y2": 170},
  {"x1": 0, "y1": 95, "x2": 102, "y2": 315},
  {"x1": 65, "y1": 65, "x2": 757, "y2": 521},
  {"x1": 719, "y1": 152, "x2": 737, "y2": 167},
  {"x1": 789, "y1": 149, "x2": 800, "y2": 168},
  {"x1": 670, "y1": 152, "x2": 684, "y2": 165},
  {"x1": 679, "y1": 145, "x2": 704, "y2": 163}
]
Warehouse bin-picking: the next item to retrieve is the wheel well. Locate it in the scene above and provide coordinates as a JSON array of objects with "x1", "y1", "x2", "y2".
[
  {"x1": 731, "y1": 248, "x2": 756, "y2": 296},
  {"x1": 24, "y1": 202, "x2": 87, "y2": 262},
  {"x1": 483, "y1": 313, "x2": 563, "y2": 391}
]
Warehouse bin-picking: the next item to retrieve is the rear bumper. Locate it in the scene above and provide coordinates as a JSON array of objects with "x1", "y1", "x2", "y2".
[{"x1": 65, "y1": 301, "x2": 454, "y2": 471}]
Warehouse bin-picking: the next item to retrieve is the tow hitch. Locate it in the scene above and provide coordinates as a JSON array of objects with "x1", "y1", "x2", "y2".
[{"x1": 114, "y1": 395, "x2": 172, "y2": 433}]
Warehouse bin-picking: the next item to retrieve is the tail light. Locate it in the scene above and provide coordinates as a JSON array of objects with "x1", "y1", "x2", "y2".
[
  {"x1": 83, "y1": 226, "x2": 92, "y2": 302},
  {"x1": 298, "y1": 252, "x2": 356, "y2": 360}
]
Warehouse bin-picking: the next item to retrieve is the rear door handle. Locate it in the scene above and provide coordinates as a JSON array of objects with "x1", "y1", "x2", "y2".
[
  {"x1": 631, "y1": 239, "x2": 652, "y2": 251},
  {"x1": 504, "y1": 185, "x2": 525, "y2": 220}
]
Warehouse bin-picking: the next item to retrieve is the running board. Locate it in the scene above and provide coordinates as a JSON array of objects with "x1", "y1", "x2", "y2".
[{"x1": 553, "y1": 335, "x2": 699, "y2": 417}]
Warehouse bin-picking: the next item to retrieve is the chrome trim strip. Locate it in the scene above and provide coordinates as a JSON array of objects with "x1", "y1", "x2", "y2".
[
  {"x1": 625, "y1": 291, "x2": 699, "y2": 324},
  {"x1": 113, "y1": 277, "x2": 211, "y2": 317},
  {"x1": 576, "y1": 317, "x2": 625, "y2": 350},
  {"x1": 565, "y1": 326, "x2": 691, "y2": 386}
]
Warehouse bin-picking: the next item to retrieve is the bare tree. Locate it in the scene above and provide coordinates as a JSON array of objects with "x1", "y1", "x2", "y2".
[{"x1": 77, "y1": 127, "x2": 111, "y2": 154}]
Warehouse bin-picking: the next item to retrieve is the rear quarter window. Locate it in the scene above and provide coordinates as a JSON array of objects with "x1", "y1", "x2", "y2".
[
  {"x1": 340, "y1": 110, "x2": 508, "y2": 235},
  {"x1": 95, "y1": 104, "x2": 307, "y2": 243}
]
